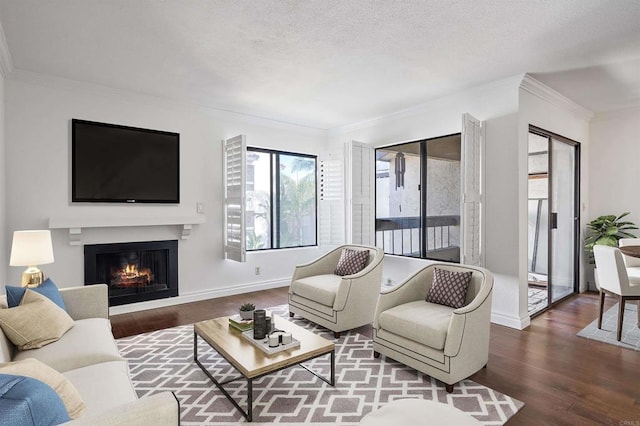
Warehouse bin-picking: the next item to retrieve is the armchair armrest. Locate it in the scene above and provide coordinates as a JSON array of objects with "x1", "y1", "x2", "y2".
[
  {"x1": 60, "y1": 284, "x2": 109, "y2": 320},
  {"x1": 333, "y1": 248, "x2": 384, "y2": 311},
  {"x1": 65, "y1": 392, "x2": 180, "y2": 426},
  {"x1": 373, "y1": 266, "x2": 432, "y2": 328},
  {"x1": 290, "y1": 247, "x2": 344, "y2": 286},
  {"x1": 444, "y1": 269, "x2": 494, "y2": 357}
]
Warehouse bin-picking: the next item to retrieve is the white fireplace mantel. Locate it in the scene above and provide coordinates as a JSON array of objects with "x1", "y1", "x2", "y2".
[{"x1": 48, "y1": 216, "x2": 206, "y2": 245}]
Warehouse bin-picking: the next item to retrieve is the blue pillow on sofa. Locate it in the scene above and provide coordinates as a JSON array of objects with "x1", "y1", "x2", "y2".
[
  {"x1": 0, "y1": 373, "x2": 70, "y2": 426},
  {"x1": 5, "y1": 278, "x2": 66, "y2": 311}
]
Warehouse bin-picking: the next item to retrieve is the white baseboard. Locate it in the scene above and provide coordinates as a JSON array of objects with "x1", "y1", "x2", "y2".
[
  {"x1": 108, "y1": 278, "x2": 290, "y2": 315},
  {"x1": 491, "y1": 311, "x2": 531, "y2": 330}
]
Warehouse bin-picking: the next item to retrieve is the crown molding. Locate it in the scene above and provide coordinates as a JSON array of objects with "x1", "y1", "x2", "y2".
[
  {"x1": 0, "y1": 20, "x2": 13, "y2": 77},
  {"x1": 328, "y1": 75, "x2": 523, "y2": 136},
  {"x1": 7, "y1": 69, "x2": 326, "y2": 136},
  {"x1": 520, "y1": 74, "x2": 594, "y2": 120}
]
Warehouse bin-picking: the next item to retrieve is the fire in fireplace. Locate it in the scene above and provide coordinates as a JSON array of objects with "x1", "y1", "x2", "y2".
[{"x1": 84, "y1": 240, "x2": 178, "y2": 306}]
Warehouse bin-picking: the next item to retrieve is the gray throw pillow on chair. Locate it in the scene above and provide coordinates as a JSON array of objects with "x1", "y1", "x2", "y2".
[{"x1": 426, "y1": 268, "x2": 472, "y2": 308}]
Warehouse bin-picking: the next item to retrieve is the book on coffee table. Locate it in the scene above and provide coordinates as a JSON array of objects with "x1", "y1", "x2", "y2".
[{"x1": 228, "y1": 315, "x2": 253, "y2": 332}]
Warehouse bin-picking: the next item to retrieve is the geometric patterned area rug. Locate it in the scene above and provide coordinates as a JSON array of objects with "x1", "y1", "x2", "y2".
[
  {"x1": 577, "y1": 302, "x2": 639, "y2": 351},
  {"x1": 116, "y1": 306, "x2": 523, "y2": 425}
]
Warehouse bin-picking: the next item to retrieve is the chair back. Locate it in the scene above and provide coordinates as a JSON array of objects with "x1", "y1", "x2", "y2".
[
  {"x1": 594, "y1": 245, "x2": 630, "y2": 295},
  {"x1": 618, "y1": 238, "x2": 640, "y2": 267}
]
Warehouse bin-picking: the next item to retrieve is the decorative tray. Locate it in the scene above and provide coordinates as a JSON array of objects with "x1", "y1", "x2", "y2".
[{"x1": 241, "y1": 330, "x2": 300, "y2": 355}]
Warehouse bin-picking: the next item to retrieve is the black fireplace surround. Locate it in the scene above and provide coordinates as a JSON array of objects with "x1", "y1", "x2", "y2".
[{"x1": 84, "y1": 240, "x2": 178, "y2": 306}]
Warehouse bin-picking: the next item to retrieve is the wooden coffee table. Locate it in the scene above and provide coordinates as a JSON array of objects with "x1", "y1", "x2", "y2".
[{"x1": 193, "y1": 314, "x2": 335, "y2": 422}]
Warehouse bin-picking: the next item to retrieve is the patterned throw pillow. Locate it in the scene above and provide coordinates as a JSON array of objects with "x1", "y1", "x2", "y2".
[
  {"x1": 426, "y1": 268, "x2": 473, "y2": 308},
  {"x1": 334, "y1": 248, "x2": 370, "y2": 276}
]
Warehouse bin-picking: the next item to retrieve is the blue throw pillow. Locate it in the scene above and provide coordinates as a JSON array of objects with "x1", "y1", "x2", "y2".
[
  {"x1": 0, "y1": 373, "x2": 71, "y2": 426},
  {"x1": 5, "y1": 278, "x2": 66, "y2": 311}
]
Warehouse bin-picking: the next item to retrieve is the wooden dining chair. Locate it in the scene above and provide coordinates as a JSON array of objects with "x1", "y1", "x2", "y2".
[{"x1": 593, "y1": 245, "x2": 640, "y2": 341}]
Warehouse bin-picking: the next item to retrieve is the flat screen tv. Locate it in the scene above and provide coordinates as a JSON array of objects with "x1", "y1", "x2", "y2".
[{"x1": 72, "y1": 119, "x2": 180, "y2": 203}]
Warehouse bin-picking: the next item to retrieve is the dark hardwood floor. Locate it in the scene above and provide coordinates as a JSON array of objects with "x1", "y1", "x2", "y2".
[{"x1": 110, "y1": 289, "x2": 640, "y2": 425}]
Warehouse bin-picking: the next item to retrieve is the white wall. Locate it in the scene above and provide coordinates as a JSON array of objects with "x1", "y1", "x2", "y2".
[
  {"x1": 589, "y1": 106, "x2": 640, "y2": 288},
  {"x1": 518, "y1": 77, "x2": 592, "y2": 319},
  {"x1": 329, "y1": 76, "x2": 525, "y2": 328},
  {"x1": 0, "y1": 72, "x2": 5, "y2": 285},
  {"x1": 589, "y1": 106, "x2": 640, "y2": 222},
  {"x1": 3, "y1": 72, "x2": 326, "y2": 312}
]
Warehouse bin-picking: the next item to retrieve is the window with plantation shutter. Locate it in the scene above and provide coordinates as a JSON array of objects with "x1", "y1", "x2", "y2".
[
  {"x1": 224, "y1": 135, "x2": 246, "y2": 262},
  {"x1": 347, "y1": 141, "x2": 374, "y2": 245},
  {"x1": 318, "y1": 158, "x2": 344, "y2": 246}
]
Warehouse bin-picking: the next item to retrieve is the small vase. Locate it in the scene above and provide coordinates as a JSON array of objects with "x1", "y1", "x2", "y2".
[{"x1": 239, "y1": 310, "x2": 254, "y2": 320}]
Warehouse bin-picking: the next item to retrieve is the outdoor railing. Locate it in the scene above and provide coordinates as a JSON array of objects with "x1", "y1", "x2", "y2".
[{"x1": 375, "y1": 215, "x2": 460, "y2": 258}]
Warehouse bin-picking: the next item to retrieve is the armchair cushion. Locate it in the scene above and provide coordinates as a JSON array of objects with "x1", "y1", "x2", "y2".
[
  {"x1": 426, "y1": 268, "x2": 472, "y2": 308},
  {"x1": 334, "y1": 248, "x2": 369, "y2": 276},
  {"x1": 291, "y1": 274, "x2": 342, "y2": 307},
  {"x1": 377, "y1": 300, "x2": 454, "y2": 350}
]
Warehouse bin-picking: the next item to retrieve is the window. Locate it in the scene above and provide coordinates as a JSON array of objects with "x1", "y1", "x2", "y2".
[
  {"x1": 246, "y1": 148, "x2": 317, "y2": 250},
  {"x1": 375, "y1": 134, "x2": 462, "y2": 262}
]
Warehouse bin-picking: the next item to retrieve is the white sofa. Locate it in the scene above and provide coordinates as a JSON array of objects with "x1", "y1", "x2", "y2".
[{"x1": 0, "y1": 284, "x2": 179, "y2": 425}]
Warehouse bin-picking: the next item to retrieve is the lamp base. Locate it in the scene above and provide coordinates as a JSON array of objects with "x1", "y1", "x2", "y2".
[{"x1": 21, "y1": 266, "x2": 45, "y2": 288}]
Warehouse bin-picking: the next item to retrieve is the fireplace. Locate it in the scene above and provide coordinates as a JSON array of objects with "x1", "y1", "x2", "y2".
[{"x1": 84, "y1": 240, "x2": 178, "y2": 306}]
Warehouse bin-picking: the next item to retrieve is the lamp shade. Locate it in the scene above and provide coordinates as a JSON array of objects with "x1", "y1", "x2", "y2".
[{"x1": 9, "y1": 230, "x2": 55, "y2": 266}]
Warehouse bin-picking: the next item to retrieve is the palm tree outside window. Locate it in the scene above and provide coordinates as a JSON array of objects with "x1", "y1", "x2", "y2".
[{"x1": 246, "y1": 147, "x2": 317, "y2": 250}]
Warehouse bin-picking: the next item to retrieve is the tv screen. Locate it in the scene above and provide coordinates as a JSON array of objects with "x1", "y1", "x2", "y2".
[{"x1": 72, "y1": 119, "x2": 180, "y2": 203}]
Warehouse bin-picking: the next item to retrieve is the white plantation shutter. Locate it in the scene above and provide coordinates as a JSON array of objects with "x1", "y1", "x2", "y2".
[
  {"x1": 346, "y1": 141, "x2": 374, "y2": 245},
  {"x1": 224, "y1": 135, "x2": 246, "y2": 262},
  {"x1": 318, "y1": 158, "x2": 344, "y2": 246},
  {"x1": 461, "y1": 113, "x2": 484, "y2": 266}
]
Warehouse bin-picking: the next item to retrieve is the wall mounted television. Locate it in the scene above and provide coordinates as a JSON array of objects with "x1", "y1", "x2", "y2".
[{"x1": 72, "y1": 119, "x2": 180, "y2": 203}]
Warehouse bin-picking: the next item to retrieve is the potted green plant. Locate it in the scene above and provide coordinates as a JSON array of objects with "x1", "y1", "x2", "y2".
[
  {"x1": 584, "y1": 212, "x2": 638, "y2": 263},
  {"x1": 239, "y1": 302, "x2": 256, "y2": 320}
]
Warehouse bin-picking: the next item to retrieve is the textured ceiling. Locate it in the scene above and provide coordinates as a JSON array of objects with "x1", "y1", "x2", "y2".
[{"x1": 0, "y1": 0, "x2": 639, "y2": 129}]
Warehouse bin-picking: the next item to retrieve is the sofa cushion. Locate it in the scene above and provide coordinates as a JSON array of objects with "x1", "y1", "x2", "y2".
[
  {"x1": 0, "y1": 358, "x2": 86, "y2": 419},
  {"x1": 334, "y1": 248, "x2": 369, "y2": 276},
  {"x1": 378, "y1": 300, "x2": 454, "y2": 350},
  {"x1": 6, "y1": 278, "x2": 67, "y2": 311},
  {"x1": 63, "y1": 361, "x2": 137, "y2": 417},
  {"x1": 0, "y1": 373, "x2": 70, "y2": 425},
  {"x1": 426, "y1": 268, "x2": 472, "y2": 309},
  {"x1": 13, "y1": 318, "x2": 123, "y2": 373},
  {"x1": 0, "y1": 290, "x2": 75, "y2": 350},
  {"x1": 291, "y1": 274, "x2": 342, "y2": 307}
]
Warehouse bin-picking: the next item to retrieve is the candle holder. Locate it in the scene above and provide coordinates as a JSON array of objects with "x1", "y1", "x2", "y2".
[{"x1": 253, "y1": 309, "x2": 267, "y2": 340}]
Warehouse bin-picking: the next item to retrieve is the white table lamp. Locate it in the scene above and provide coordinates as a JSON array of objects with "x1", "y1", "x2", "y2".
[{"x1": 10, "y1": 230, "x2": 55, "y2": 288}]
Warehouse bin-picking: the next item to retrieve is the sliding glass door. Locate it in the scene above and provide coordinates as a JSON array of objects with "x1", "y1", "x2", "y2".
[
  {"x1": 527, "y1": 126, "x2": 580, "y2": 316},
  {"x1": 375, "y1": 134, "x2": 461, "y2": 262},
  {"x1": 550, "y1": 137, "x2": 578, "y2": 302}
]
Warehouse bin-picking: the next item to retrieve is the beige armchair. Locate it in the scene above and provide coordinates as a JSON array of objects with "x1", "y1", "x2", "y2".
[
  {"x1": 372, "y1": 262, "x2": 493, "y2": 393},
  {"x1": 288, "y1": 245, "x2": 384, "y2": 338}
]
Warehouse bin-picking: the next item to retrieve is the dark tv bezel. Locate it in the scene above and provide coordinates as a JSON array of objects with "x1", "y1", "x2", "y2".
[{"x1": 71, "y1": 119, "x2": 180, "y2": 204}]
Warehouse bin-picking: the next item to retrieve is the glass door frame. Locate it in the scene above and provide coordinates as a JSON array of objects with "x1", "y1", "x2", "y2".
[{"x1": 529, "y1": 125, "x2": 581, "y2": 316}]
